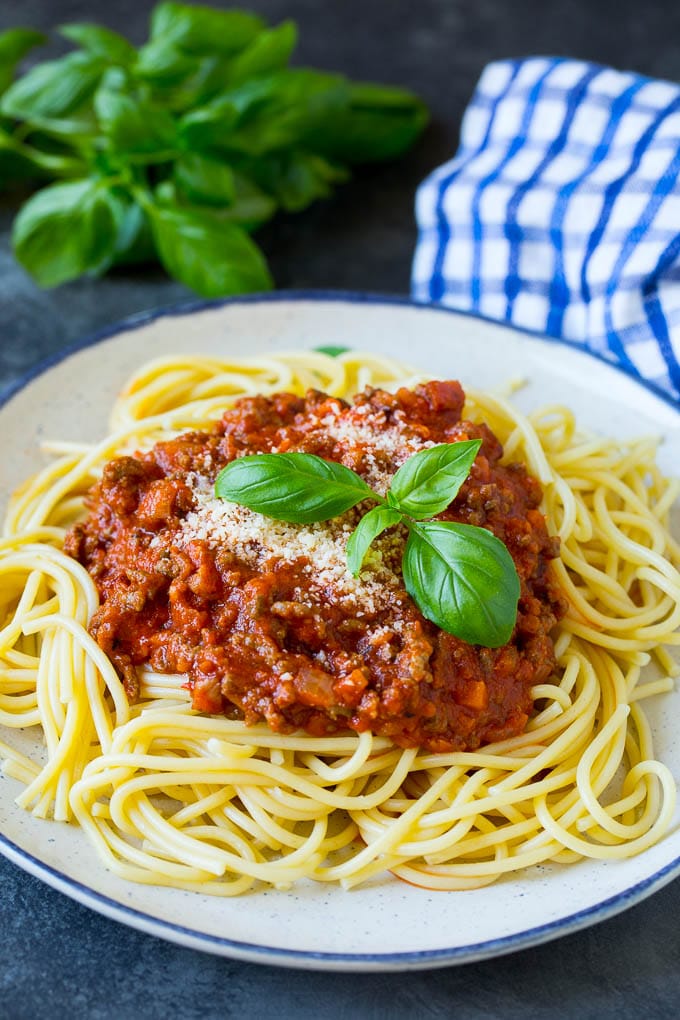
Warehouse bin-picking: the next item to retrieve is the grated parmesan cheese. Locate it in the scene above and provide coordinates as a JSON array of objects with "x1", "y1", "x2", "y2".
[
  {"x1": 179, "y1": 493, "x2": 406, "y2": 615},
  {"x1": 273, "y1": 405, "x2": 434, "y2": 495},
  {"x1": 175, "y1": 403, "x2": 438, "y2": 615}
]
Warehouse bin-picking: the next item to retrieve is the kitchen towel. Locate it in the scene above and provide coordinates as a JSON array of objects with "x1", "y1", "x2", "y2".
[{"x1": 412, "y1": 57, "x2": 680, "y2": 402}]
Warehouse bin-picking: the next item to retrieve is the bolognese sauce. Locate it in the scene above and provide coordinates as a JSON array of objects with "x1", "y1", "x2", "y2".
[{"x1": 65, "y1": 380, "x2": 567, "y2": 752}]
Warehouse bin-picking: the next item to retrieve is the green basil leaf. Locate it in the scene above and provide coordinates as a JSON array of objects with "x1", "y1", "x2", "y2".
[
  {"x1": 227, "y1": 21, "x2": 297, "y2": 84},
  {"x1": 149, "y1": 202, "x2": 273, "y2": 296},
  {"x1": 178, "y1": 75, "x2": 294, "y2": 153},
  {"x1": 153, "y1": 180, "x2": 179, "y2": 205},
  {"x1": 245, "y1": 150, "x2": 349, "y2": 211},
  {"x1": 314, "y1": 346, "x2": 351, "y2": 357},
  {"x1": 0, "y1": 128, "x2": 45, "y2": 185},
  {"x1": 387, "y1": 440, "x2": 481, "y2": 519},
  {"x1": 110, "y1": 198, "x2": 156, "y2": 267},
  {"x1": 134, "y1": 38, "x2": 198, "y2": 85},
  {"x1": 59, "y1": 23, "x2": 137, "y2": 66},
  {"x1": 150, "y1": 2, "x2": 264, "y2": 56},
  {"x1": 142, "y1": 54, "x2": 226, "y2": 111},
  {"x1": 218, "y1": 172, "x2": 276, "y2": 227},
  {"x1": 223, "y1": 70, "x2": 348, "y2": 156},
  {"x1": 223, "y1": 73, "x2": 301, "y2": 116},
  {"x1": 306, "y1": 82, "x2": 428, "y2": 163},
  {"x1": 0, "y1": 51, "x2": 104, "y2": 121},
  {"x1": 347, "y1": 505, "x2": 402, "y2": 576},
  {"x1": 12, "y1": 179, "x2": 120, "y2": 287},
  {"x1": 403, "y1": 522, "x2": 520, "y2": 647},
  {"x1": 215, "y1": 452, "x2": 375, "y2": 524},
  {"x1": 179, "y1": 70, "x2": 348, "y2": 157},
  {"x1": 0, "y1": 126, "x2": 86, "y2": 176},
  {"x1": 155, "y1": 176, "x2": 276, "y2": 231},
  {"x1": 173, "y1": 152, "x2": 235, "y2": 205},
  {"x1": 0, "y1": 28, "x2": 46, "y2": 95},
  {"x1": 178, "y1": 94, "x2": 240, "y2": 150},
  {"x1": 94, "y1": 82, "x2": 177, "y2": 155}
]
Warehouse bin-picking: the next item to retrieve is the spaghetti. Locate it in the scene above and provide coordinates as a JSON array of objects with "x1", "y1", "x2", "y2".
[{"x1": 0, "y1": 350, "x2": 678, "y2": 894}]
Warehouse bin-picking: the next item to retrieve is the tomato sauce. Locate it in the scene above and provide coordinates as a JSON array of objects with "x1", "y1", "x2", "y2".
[{"x1": 65, "y1": 381, "x2": 567, "y2": 752}]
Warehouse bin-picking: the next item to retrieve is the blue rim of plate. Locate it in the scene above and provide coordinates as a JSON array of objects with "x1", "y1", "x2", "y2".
[{"x1": 0, "y1": 289, "x2": 679, "y2": 970}]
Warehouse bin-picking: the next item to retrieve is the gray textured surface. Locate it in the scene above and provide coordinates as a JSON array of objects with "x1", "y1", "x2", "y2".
[{"x1": 2, "y1": 0, "x2": 680, "y2": 1015}]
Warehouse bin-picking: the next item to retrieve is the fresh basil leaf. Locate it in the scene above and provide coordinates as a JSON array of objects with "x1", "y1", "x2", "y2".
[
  {"x1": 387, "y1": 440, "x2": 482, "y2": 519},
  {"x1": 0, "y1": 28, "x2": 46, "y2": 95},
  {"x1": 0, "y1": 151, "x2": 42, "y2": 186},
  {"x1": 134, "y1": 37, "x2": 198, "y2": 85},
  {"x1": 94, "y1": 82, "x2": 177, "y2": 155},
  {"x1": 246, "y1": 150, "x2": 349, "y2": 211},
  {"x1": 222, "y1": 70, "x2": 349, "y2": 156},
  {"x1": 153, "y1": 180, "x2": 178, "y2": 205},
  {"x1": 215, "y1": 452, "x2": 375, "y2": 524},
  {"x1": 218, "y1": 172, "x2": 276, "y2": 227},
  {"x1": 0, "y1": 51, "x2": 104, "y2": 121},
  {"x1": 227, "y1": 21, "x2": 297, "y2": 84},
  {"x1": 223, "y1": 73, "x2": 301, "y2": 116},
  {"x1": 156, "y1": 175, "x2": 275, "y2": 230},
  {"x1": 0, "y1": 127, "x2": 87, "y2": 176},
  {"x1": 110, "y1": 198, "x2": 156, "y2": 266},
  {"x1": 12, "y1": 179, "x2": 120, "y2": 287},
  {"x1": 173, "y1": 152, "x2": 235, "y2": 205},
  {"x1": 306, "y1": 82, "x2": 428, "y2": 163},
  {"x1": 22, "y1": 114, "x2": 98, "y2": 140},
  {"x1": 178, "y1": 75, "x2": 292, "y2": 152},
  {"x1": 59, "y1": 23, "x2": 137, "y2": 67},
  {"x1": 403, "y1": 522, "x2": 520, "y2": 647},
  {"x1": 347, "y1": 505, "x2": 402, "y2": 576},
  {"x1": 0, "y1": 6, "x2": 427, "y2": 300},
  {"x1": 178, "y1": 94, "x2": 240, "y2": 149},
  {"x1": 0, "y1": 128, "x2": 46, "y2": 185},
  {"x1": 314, "y1": 346, "x2": 351, "y2": 357},
  {"x1": 150, "y1": 2, "x2": 264, "y2": 56},
  {"x1": 142, "y1": 53, "x2": 226, "y2": 111},
  {"x1": 180, "y1": 70, "x2": 349, "y2": 157},
  {"x1": 149, "y1": 202, "x2": 273, "y2": 296}
]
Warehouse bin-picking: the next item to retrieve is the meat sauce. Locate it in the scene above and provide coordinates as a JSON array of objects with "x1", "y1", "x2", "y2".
[{"x1": 65, "y1": 381, "x2": 567, "y2": 752}]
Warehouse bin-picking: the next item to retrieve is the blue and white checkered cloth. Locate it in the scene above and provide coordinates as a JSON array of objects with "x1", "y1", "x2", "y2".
[{"x1": 411, "y1": 58, "x2": 680, "y2": 402}]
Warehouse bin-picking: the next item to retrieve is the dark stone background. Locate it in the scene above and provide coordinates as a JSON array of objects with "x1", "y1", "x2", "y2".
[{"x1": 1, "y1": 1, "x2": 680, "y2": 1016}]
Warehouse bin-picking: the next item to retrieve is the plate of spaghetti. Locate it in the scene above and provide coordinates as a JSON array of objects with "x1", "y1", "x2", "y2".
[{"x1": 0, "y1": 293, "x2": 679, "y2": 970}]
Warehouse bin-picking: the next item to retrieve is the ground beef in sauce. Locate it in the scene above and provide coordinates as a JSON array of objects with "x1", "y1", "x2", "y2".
[{"x1": 64, "y1": 381, "x2": 567, "y2": 752}]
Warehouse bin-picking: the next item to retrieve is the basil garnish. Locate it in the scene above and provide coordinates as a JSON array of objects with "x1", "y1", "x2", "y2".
[
  {"x1": 313, "y1": 345, "x2": 351, "y2": 358},
  {"x1": 214, "y1": 441, "x2": 521, "y2": 647},
  {"x1": 387, "y1": 439, "x2": 481, "y2": 518},
  {"x1": 214, "y1": 452, "x2": 373, "y2": 523},
  {"x1": 346, "y1": 505, "x2": 403, "y2": 576},
  {"x1": 0, "y1": 6, "x2": 427, "y2": 296},
  {"x1": 403, "y1": 522, "x2": 520, "y2": 647}
]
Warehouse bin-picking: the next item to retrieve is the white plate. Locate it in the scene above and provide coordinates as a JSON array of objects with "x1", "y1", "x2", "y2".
[{"x1": 1, "y1": 293, "x2": 679, "y2": 971}]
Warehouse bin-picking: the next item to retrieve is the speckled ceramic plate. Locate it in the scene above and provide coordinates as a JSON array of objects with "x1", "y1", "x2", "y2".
[{"x1": 1, "y1": 293, "x2": 679, "y2": 971}]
